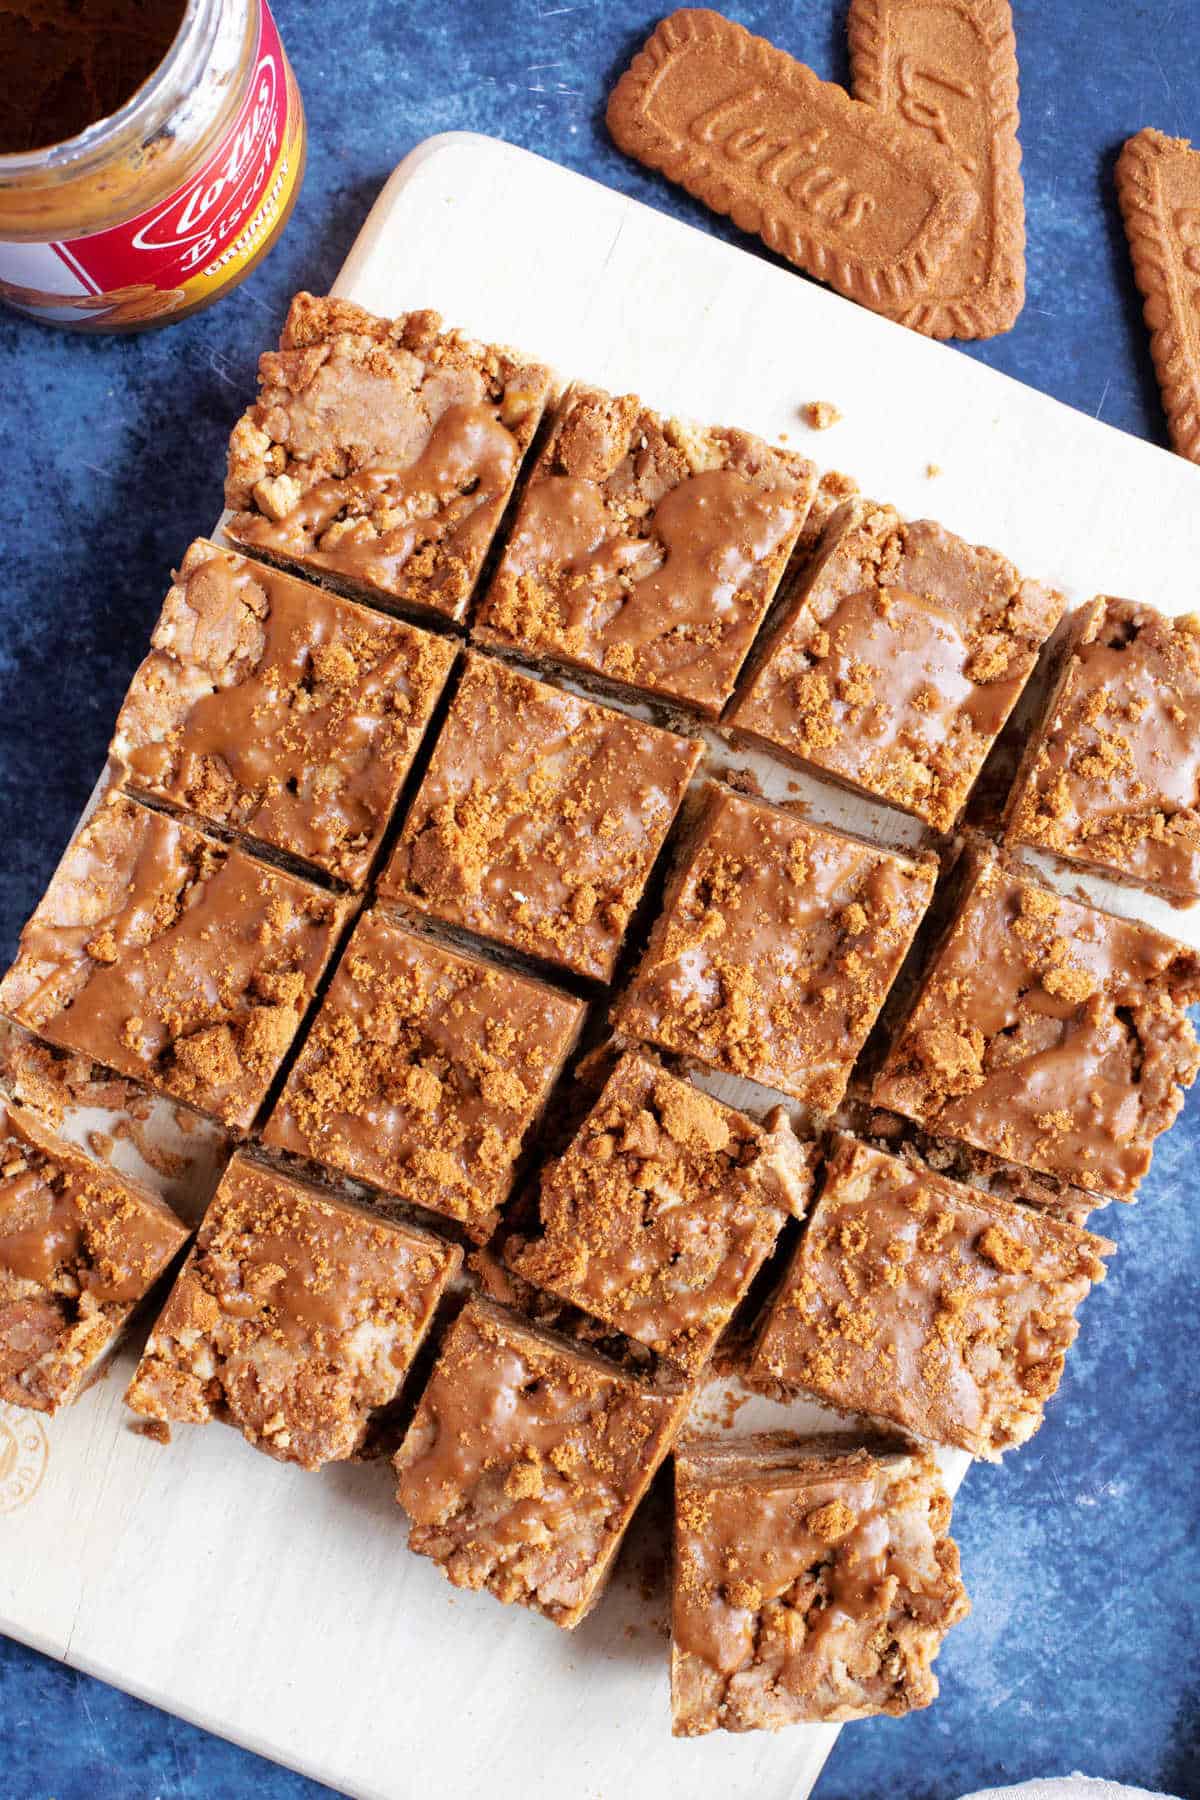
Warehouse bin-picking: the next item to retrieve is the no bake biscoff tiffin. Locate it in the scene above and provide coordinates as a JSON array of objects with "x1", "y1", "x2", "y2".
[{"x1": 3, "y1": 291, "x2": 1199, "y2": 1738}]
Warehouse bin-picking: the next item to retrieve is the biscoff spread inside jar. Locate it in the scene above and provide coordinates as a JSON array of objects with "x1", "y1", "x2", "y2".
[{"x1": 0, "y1": 1, "x2": 188, "y2": 155}]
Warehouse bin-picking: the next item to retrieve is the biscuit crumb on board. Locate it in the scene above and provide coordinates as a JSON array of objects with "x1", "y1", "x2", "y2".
[
  {"x1": 926, "y1": 462, "x2": 943, "y2": 477},
  {"x1": 803, "y1": 401, "x2": 843, "y2": 430}
]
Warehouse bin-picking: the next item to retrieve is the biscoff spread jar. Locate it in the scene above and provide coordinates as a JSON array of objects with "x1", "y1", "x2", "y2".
[{"x1": 0, "y1": 0, "x2": 305, "y2": 329}]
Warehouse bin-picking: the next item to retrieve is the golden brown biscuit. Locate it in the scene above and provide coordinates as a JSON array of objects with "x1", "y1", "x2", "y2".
[
  {"x1": 1117, "y1": 128, "x2": 1200, "y2": 464},
  {"x1": 607, "y1": 8, "x2": 977, "y2": 316},
  {"x1": 848, "y1": 0, "x2": 1025, "y2": 338}
]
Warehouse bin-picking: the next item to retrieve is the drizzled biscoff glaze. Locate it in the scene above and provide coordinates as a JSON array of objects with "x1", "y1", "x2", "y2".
[
  {"x1": 872, "y1": 848, "x2": 1200, "y2": 1198},
  {"x1": 751, "y1": 1138, "x2": 1112, "y2": 1458},
  {"x1": 394, "y1": 1297, "x2": 685, "y2": 1627},
  {"x1": 509, "y1": 1052, "x2": 812, "y2": 1371},
  {"x1": 225, "y1": 296, "x2": 552, "y2": 622},
  {"x1": 474, "y1": 384, "x2": 816, "y2": 716},
  {"x1": 264, "y1": 910, "x2": 585, "y2": 1241},
  {"x1": 381, "y1": 654, "x2": 701, "y2": 981},
  {"x1": 0, "y1": 793, "x2": 350, "y2": 1130},
  {"x1": 1006, "y1": 597, "x2": 1200, "y2": 900},
  {"x1": 730, "y1": 501, "x2": 1064, "y2": 831},
  {"x1": 1, "y1": 1103, "x2": 188, "y2": 1413},
  {"x1": 125, "y1": 1153, "x2": 461, "y2": 1469},
  {"x1": 616, "y1": 782, "x2": 936, "y2": 1110},
  {"x1": 111, "y1": 542, "x2": 456, "y2": 887},
  {"x1": 671, "y1": 1435, "x2": 969, "y2": 1734}
]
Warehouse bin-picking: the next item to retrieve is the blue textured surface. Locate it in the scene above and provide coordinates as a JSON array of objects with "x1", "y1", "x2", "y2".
[{"x1": 1, "y1": 2, "x2": 1198, "y2": 1797}]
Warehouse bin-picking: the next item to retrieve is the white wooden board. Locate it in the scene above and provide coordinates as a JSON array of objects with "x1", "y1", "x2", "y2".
[{"x1": 4, "y1": 131, "x2": 1200, "y2": 1800}]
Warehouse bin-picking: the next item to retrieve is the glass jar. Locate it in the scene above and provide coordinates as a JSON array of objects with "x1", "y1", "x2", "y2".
[{"x1": 0, "y1": 0, "x2": 306, "y2": 331}]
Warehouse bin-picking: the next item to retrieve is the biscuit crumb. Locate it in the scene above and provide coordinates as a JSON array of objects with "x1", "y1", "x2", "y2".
[
  {"x1": 725, "y1": 1577, "x2": 764, "y2": 1608},
  {"x1": 133, "y1": 1419, "x2": 172, "y2": 1445},
  {"x1": 505, "y1": 1449, "x2": 546, "y2": 1500},
  {"x1": 803, "y1": 401, "x2": 843, "y2": 431},
  {"x1": 806, "y1": 1497, "x2": 858, "y2": 1542},
  {"x1": 914, "y1": 1021, "x2": 985, "y2": 1097},
  {"x1": 977, "y1": 1224, "x2": 1034, "y2": 1273},
  {"x1": 1041, "y1": 962, "x2": 1094, "y2": 1004}
]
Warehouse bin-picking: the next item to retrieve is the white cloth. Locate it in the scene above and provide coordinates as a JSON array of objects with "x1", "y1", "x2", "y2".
[{"x1": 960, "y1": 1780, "x2": 1179, "y2": 1800}]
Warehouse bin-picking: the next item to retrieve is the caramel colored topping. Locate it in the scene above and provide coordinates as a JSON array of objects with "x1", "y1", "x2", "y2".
[
  {"x1": 0, "y1": 793, "x2": 350, "y2": 1130},
  {"x1": 671, "y1": 1433, "x2": 969, "y2": 1734},
  {"x1": 750, "y1": 1138, "x2": 1113, "y2": 1458},
  {"x1": 394, "y1": 1297, "x2": 685, "y2": 1628},
  {"x1": 263, "y1": 910, "x2": 585, "y2": 1241},
  {"x1": 126, "y1": 1152, "x2": 459, "y2": 1469},
  {"x1": 111, "y1": 541, "x2": 456, "y2": 886},
  {"x1": 616, "y1": 782, "x2": 936, "y2": 1110},
  {"x1": 381, "y1": 653, "x2": 700, "y2": 981},
  {"x1": 225, "y1": 297, "x2": 552, "y2": 622},
  {"x1": 474, "y1": 383, "x2": 815, "y2": 716},
  {"x1": 730, "y1": 500, "x2": 1064, "y2": 831},
  {"x1": 509, "y1": 1052, "x2": 813, "y2": 1372},
  {"x1": 1, "y1": 1103, "x2": 188, "y2": 1415},
  {"x1": 872, "y1": 846, "x2": 1200, "y2": 1199},
  {"x1": 1007, "y1": 597, "x2": 1200, "y2": 901}
]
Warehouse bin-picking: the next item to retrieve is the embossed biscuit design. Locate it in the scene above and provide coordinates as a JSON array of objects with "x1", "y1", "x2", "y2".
[
  {"x1": 607, "y1": 8, "x2": 978, "y2": 316},
  {"x1": 0, "y1": 1402, "x2": 48, "y2": 1513},
  {"x1": 1117, "y1": 128, "x2": 1200, "y2": 465},
  {"x1": 848, "y1": 0, "x2": 1025, "y2": 338}
]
